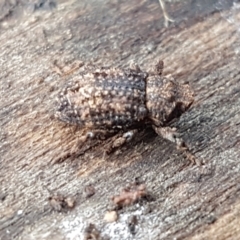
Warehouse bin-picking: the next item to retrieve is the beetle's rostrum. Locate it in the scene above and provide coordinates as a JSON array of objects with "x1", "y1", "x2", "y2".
[{"x1": 56, "y1": 60, "x2": 194, "y2": 152}]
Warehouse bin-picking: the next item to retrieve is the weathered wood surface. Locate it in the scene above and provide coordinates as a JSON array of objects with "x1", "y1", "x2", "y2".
[{"x1": 1, "y1": 0, "x2": 240, "y2": 239}]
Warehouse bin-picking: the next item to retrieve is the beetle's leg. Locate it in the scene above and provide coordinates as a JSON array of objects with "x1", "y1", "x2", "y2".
[
  {"x1": 107, "y1": 130, "x2": 138, "y2": 153},
  {"x1": 78, "y1": 129, "x2": 108, "y2": 142},
  {"x1": 68, "y1": 129, "x2": 113, "y2": 158},
  {"x1": 78, "y1": 131, "x2": 94, "y2": 142},
  {"x1": 152, "y1": 126, "x2": 185, "y2": 148},
  {"x1": 129, "y1": 61, "x2": 141, "y2": 72},
  {"x1": 152, "y1": 60, "x2": 164, "y2": 76},
  {"x1": 152, "y1": 126, "x2": 201, "y2": 165}
]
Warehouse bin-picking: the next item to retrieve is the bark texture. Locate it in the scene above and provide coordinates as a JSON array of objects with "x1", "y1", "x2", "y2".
[{"x1": 0, "y1": 0, "x2": 240, "y2": 239}]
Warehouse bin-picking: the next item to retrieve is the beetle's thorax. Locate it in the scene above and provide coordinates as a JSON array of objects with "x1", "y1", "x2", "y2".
[{"x1": 146, "y1": 74, "x2": 194, "y2": 127}]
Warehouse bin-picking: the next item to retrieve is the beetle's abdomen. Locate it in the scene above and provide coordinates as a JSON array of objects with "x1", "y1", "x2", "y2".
[{"x1": 56, "y1": 68, "x2": 148, "y2": 130}]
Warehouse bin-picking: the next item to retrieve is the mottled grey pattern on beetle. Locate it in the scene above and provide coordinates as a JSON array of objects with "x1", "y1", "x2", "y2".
[{"x1": 56, "y1": 60, "x2": 194, "y2": 149}]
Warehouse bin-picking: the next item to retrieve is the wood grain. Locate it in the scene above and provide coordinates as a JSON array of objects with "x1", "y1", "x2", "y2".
[{"x1": 0, "y1": 0, "x2": 240, "y2": 239}]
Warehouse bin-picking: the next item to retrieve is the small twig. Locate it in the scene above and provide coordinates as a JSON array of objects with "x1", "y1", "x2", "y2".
[{"x1": 159, "y1": 0, "x2": 175, "y2": 27}]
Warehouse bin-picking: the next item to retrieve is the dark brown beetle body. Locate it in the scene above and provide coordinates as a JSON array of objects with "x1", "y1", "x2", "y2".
[
  {"x1": 56, "y1": 60, "x2": 194, "y2": 151},
  {"x1": 56, "y1": 66, "x2": 148, "y2": 131}
]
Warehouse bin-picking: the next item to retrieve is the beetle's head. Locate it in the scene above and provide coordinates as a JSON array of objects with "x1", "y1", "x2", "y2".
[{"x1": 146, "y1": 60, "x2": 194, "y2": 126}]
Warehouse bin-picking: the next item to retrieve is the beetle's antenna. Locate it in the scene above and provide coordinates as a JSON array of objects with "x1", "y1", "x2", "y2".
[{"x1": 153, "y1": 60, "x2": 164, "y2": 76}]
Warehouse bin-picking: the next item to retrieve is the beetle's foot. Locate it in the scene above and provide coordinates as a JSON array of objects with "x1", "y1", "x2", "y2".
[
  {"x1": 153, "y1": 126, "x2": 182, "y2": 145},
  {"x1": 106, "y1": 130, "x2": 138, "y2": 154},
  {"x1": 72, "y1": 129, "x2": 108, "y2": 153},
  {"x1": 153, "y1": 126, "x2": 202, "y2": 165},
  {"x1": 129, "y1": 61, "x2": 141, "y2": 72}
]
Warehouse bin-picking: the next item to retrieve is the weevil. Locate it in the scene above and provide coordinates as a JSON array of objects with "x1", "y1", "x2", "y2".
[{"x1": 56, "y1": 60, "x2": 194, "y2": 156}]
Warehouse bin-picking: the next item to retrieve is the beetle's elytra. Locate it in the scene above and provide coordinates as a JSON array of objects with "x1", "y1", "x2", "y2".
[{"x1": 56, "y1": 60, "x2": 193, "y2": 131}]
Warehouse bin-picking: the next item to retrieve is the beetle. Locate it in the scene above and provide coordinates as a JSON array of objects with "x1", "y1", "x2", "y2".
[{"x1": 56, "y1": 60, "x2": 194, "y2": 153}]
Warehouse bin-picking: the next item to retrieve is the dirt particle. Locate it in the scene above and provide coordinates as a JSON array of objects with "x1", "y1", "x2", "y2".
[
  {"x1": 104, "y1": 210, "x2": 118, "y2": 223},
  {"x1": 48, "y1": 194, "x2": 75, "y2": 212}
]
